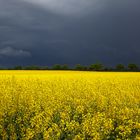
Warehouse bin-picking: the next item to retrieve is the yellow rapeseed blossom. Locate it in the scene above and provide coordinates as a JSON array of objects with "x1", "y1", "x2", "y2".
[{"x1": 0, "y1": 70, "x2": 140, "y2": 139}]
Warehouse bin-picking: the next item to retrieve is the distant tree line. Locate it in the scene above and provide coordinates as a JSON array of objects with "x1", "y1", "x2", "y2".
[{"x1": 0, "y1": 63, "x2": 140, "y2": 71}]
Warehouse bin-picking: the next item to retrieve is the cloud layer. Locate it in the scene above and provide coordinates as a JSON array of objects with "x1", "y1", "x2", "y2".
[
  {"x1": 21, "y1": 0, "x2": 99, "y2": 15},
  {"x1": 0, "y1": 0, "x2": 140, "y2": 66},
  {"x1": 0, "y1": 47, "x2": 31, "y2": 57}
]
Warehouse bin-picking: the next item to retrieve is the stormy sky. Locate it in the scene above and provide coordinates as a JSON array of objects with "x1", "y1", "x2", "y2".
[{"x1": 0, "y1": 0, "x2": 140, "y2": 67}]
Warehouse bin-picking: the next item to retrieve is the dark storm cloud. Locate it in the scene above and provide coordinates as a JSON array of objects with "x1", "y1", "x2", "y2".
[{"x1": 0, "y1": 0, "x2": 140, "y2": 66}]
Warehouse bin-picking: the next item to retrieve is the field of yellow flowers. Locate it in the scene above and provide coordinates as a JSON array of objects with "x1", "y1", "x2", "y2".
[{"x1": 0, "y1": 71, "x2": 140, "y2": 140}]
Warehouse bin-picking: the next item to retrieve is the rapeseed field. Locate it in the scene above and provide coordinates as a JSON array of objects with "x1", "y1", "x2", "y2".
[{"x1": 0, "y1": 71, "x2": 140, "y2": 139}]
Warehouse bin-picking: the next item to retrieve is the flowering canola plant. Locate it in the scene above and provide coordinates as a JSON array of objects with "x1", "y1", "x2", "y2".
[{"x1": 0, "y1": 71, "x2": 140, "y2": 139}]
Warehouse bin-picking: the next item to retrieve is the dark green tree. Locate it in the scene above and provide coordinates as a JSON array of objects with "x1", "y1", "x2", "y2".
[
  {"x1": 82, "y1": 66, "x2": 88, "y2": 71},
  {"x1": 52, "y1": 64, "x2": 62, "y2": 70},
  {"x1": 61, "y1": 64, "x2": 69, "y2": 70},
  {"x1": 43, "y1": 66, "x2": 49, "y2": 70},
  {"x1": 128, "y1": 64, "x2": 139, "y2": 71},
  {"x1": 89, "y1": 63, "x2": 104, "y2": 71},
  {"x1": 24, "y1": 65, "x2": 40, "y2": 70},
  {"x1": 116, "y1": 64, "x2": 125, "y2": 71},
  {"x1": 14, "y1": 65, "x2": 22, "y2": 70},
  {"x1": 75, "y1": 64, "x2": 85, "y2": 71}
]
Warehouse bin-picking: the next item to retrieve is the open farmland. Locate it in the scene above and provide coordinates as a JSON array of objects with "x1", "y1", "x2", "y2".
[{"x1": 0, "y1": 71, "x2": 140, "y2": 139}]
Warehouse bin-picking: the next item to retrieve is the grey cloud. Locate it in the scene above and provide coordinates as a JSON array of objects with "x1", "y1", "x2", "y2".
[
  {"x1": 21, "y1": 0, "x2": 100, "y2": 15},
  {"x1": 0, "y1": 47, "x2": 31, "y2": 57}
]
